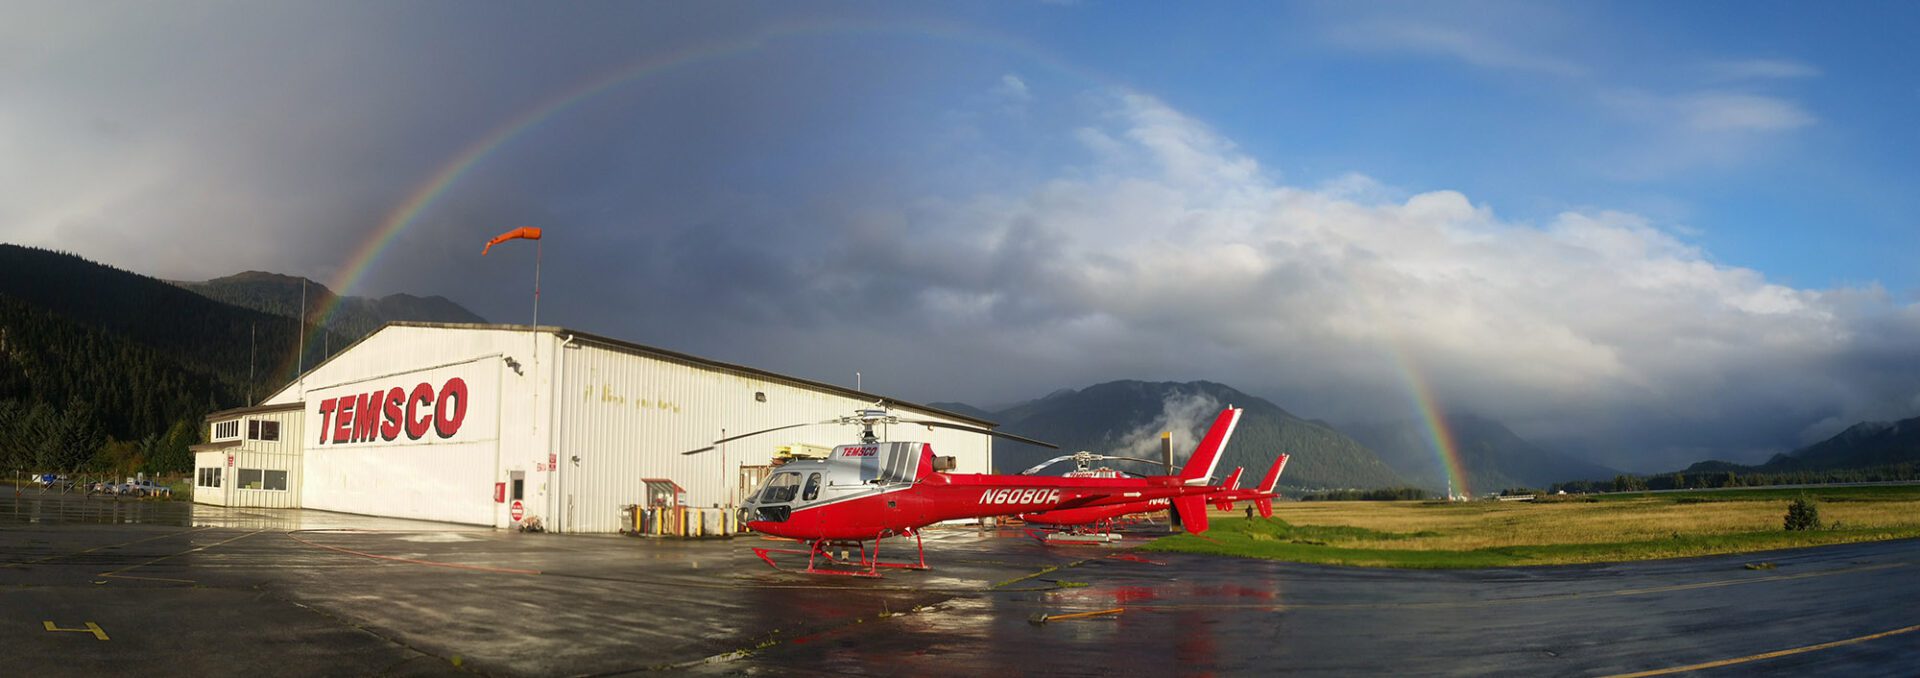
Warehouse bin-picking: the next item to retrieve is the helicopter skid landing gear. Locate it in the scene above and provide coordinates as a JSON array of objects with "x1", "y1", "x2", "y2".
[
  {"x1": 751, "y1": 530, "x2": 930, "y2": 577},
  {"x1": 1026, "y1": 520, "x2": 1124, "y2": 546}
]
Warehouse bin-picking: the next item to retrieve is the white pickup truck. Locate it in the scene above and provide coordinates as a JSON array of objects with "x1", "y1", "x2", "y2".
[{"x1": 121, "y1": 479, "x2": 171, "y2": 497}]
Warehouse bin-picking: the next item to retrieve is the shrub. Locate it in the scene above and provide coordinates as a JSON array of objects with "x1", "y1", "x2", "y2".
[{"x1": 1784, "y1": 498, "x2": 1821, "y2": 531}]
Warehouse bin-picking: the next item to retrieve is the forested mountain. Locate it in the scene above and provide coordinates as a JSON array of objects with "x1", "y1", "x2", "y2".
[
  {"x1": 1550, "y1": 417, "x2": 1920, "y2": 493},
  {"x1": 174, "y1": 270, "x2": 485, "y2": 344},
  {"x1": 0, "y1": 246, "x2": 336, "y2": 396},
  {"x1": 0, "y1": 245, "x2": 333, "y2": 476},
  {"x1": 1763, "y1": 419, "x2": 1920, "y2": 471},
  {"x1": 956, "y1": 380, "x2": 1411, "y2": 490},
  {"x1": 925, "y1": 401, "x2": 996, "y2": 422},
  {"x1": 1658, "y1": 417, "x2": 1920, "y2": 484},
  {"x1": 1345, "y1": 414, "x2": 1621, "y2": 494}
]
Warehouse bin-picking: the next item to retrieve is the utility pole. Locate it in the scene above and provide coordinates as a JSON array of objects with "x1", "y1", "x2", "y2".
[{"x1": 297, "y1": 278, "x2": 306, "y2": 398}]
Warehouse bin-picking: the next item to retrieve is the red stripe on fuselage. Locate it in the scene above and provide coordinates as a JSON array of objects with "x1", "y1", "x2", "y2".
[{"x1": 746, "y1": 471, "x2": 1227, "y2": 541}]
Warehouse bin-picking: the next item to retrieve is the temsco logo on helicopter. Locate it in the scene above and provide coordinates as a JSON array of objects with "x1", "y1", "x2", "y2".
[{"x1": 979, "y1": 489, "x2": 1062, "y2": 505}]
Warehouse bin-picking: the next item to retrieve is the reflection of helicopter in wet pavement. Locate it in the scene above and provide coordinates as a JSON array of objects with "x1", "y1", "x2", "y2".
[
  {"x1": 683, "y1": 405, "x2": 1244, "y2": 576},
  {"x1": 1018, "y1": 453, "x2": 1290, "y2": 543}
]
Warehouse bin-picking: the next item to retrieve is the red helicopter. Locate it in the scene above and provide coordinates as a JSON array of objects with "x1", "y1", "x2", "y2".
[
  {"x1": 1019, "y1": 453, "x2": 1289, "y2": 539},
  {"x1": 683, "y1": 405, "x2": 1244, "y2": 576}
]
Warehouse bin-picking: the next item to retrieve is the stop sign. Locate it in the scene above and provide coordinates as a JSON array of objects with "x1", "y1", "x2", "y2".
[{"x1": 510, "y1": 500, "x2": 525, "y2": 522}]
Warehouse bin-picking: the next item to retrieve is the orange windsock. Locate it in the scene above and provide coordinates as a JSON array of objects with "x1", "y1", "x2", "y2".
[{"x1": 482, "y1": 226, "x2": 543, "y2": 256}]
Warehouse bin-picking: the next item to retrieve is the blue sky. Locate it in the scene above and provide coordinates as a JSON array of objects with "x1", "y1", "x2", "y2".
[
  {"x1": 976, "y1": 1, "x2": 1918, "y2": 294},
  {"x1": 4, "y1": 1, "x2": 1918, "y2": 470}
]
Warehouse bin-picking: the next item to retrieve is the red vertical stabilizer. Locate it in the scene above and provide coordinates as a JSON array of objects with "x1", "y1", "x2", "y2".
[
  {"x1": 1179, "y1": 407, "x2": 1243, "y2": 486},
  {"x1": 1173, "y1": 495, "x2": 1209, "y2": 533}
]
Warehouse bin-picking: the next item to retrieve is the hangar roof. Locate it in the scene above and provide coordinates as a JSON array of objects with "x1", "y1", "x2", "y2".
[
  {"x1": 266, "y1": 321, "x2": 998, "y2": 428},
  {"x1": 203, "y1": 401, "x2": 305, "y2": 422}
]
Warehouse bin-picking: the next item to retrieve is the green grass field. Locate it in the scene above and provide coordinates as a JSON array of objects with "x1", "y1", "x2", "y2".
[{"x1": 1141, "y1": 484, "x2": 1920, "y2": 568}]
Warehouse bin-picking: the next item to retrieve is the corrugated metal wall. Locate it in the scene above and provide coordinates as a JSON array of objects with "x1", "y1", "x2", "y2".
[
  {"x1": 554, "y1": 338, "x2": 993, "y2": 533},
  {"x1": 244, "y1": 323, "x2": 995, "y2": 533},
  {"x1": 192, "y1": 409, "x2": 304, "y2": 509}
]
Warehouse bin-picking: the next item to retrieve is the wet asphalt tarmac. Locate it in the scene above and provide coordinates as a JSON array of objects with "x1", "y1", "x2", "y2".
[{"x1": 3, "y1": 489, "x2": 1917, "y2": 676}]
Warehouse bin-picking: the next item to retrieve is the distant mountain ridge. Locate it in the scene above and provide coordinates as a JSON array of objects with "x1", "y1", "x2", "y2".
[
  {"x1": 949, "y1": 380, "x2": 1412, "y2": 491},
  {"x1": 1346, "y1": 415, "x2": 1622, "y2": 493},
  {"x1": 0, "y1": 245, "x2": 493, "y2": 475},
  {"x1": 173, "y1": 271, "x2": 485, "y2": 344},
  {"x1": 0, "y1": 245, "x2": 336, "y2": 474},
  {"x1": 1682, "y1": 416, "x2": 1920, "y2": 477}
]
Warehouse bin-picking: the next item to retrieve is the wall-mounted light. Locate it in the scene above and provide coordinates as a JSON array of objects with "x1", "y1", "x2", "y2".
[
  {"x1": 754, "y1": 391, "x2": 767, "y2": 403},
  {"x1": 504, "y1": 356, "x2": 523, "y2": 375}
]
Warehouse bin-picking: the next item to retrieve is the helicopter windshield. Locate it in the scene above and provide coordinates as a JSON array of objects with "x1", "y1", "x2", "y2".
[{"x1": 755, "y1": 471, "x2": 804, "y2": 505}]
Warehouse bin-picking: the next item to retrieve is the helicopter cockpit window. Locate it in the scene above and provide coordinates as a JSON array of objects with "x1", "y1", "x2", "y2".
[
  {"x1": 759, "y1": 472, "x2": 802, "y2": 504},
  {"x1": 802, "y1": 472, "x2": 822, "y2": 501}
]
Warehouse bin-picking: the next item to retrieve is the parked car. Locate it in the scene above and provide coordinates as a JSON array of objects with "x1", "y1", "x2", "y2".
[{"x1": 123, "y1": 479, "x2": 171, "y2": 497}]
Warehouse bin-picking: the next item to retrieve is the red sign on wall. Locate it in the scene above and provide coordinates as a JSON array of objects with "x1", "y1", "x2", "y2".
[
  {"x1": 494, "y1": 482, "x2": 506, "y2": 503},
  {"x1": 227, "y1": 454, "x2": 234, "y2": 468},
  {"x1": 313, "y1": 377, "x2": 469, "y2": 446}
]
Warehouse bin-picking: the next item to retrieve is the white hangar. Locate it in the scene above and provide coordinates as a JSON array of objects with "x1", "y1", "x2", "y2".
[{"x1": 191, "y1": 322, "x2": 997, "y2": 533}]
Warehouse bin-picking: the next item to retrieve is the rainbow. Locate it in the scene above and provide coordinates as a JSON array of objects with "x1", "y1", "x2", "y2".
[
  {"x1": 280, "y1": 18, "x2": 1098, "y2": 383},
  {"x1": 1387, "y1": 346, "x2": 1471, "y2": 498}
]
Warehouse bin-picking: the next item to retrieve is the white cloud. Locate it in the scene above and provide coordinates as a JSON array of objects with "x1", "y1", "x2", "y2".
[
  {"x1": 810, "y1": 89, "x2": 1915, "y2": 469},
  {"x1": 1706, "y1": 58, "x2": 1821, "y2": 80},
  {"x1": 1596, "y1": 89, "x2": 1817, "y2": 176},
  {"x1": 1679, "y1": 93, "x2": 1816, "y2": 132},
  {"x1": 1114, "y1": 391, "x2": 1223, "y2": 466},
  {"x1": 1323, "y1": 21, "x2": 1583, "y2": 76},
  {"x1": 996, "y1": 74, "x2": 1031, "y2": 103}
]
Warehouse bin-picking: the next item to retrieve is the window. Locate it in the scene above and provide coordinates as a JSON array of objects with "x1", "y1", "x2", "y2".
[
  {"x1": 511, "y1": 478, "x2": 525, "y2": 501},
  {"x1": 199, "y1": 467, "x2": 222, "y2": 488},
  {"x1": 246, "y1": 420, "x2": 281, "y2": 442},
  {"x1": 758, "y1": 472, "x2": 802, "y2": 504},
  {"x1": 237, "y1": 468, "x2": 264, "y2": 490},
  {"x1": 212, "y1": 420, "x2": 240, "y2": 441},
  {"x1": 263, "y1": 470, "x2": 288, "y2": 491},
  {"x1": 802, "y1": 472, "x2": 822, "y2": 501}
]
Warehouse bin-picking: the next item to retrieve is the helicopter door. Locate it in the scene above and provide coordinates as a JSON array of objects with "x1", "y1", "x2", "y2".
[{"x1": 801, "y1": 472, "x2": 822, "y2": 502}]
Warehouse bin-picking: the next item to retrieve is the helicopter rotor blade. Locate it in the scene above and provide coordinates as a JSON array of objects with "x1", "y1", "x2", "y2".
[
  {"x1": 898, "y1": 419, "x2": 1059, "y2": 449},
  {"x1": 1017, "y1": 454, "x2": 1079, "y2": 476},
  {"x1": 681, "y1": 419, "x2": 839, "y2": 455},
  {"x1": 1092, "y1": 455, "x2": 1177, "y2": 470}
]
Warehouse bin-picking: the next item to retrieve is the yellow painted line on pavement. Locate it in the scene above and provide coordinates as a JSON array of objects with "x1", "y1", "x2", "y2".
[
  {"x1": 1604, "y1": 623, "x2": 1920, "y2": 677},
  {"x1": 43, "y1": 621, "x2": 110, "y2": 640}
]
